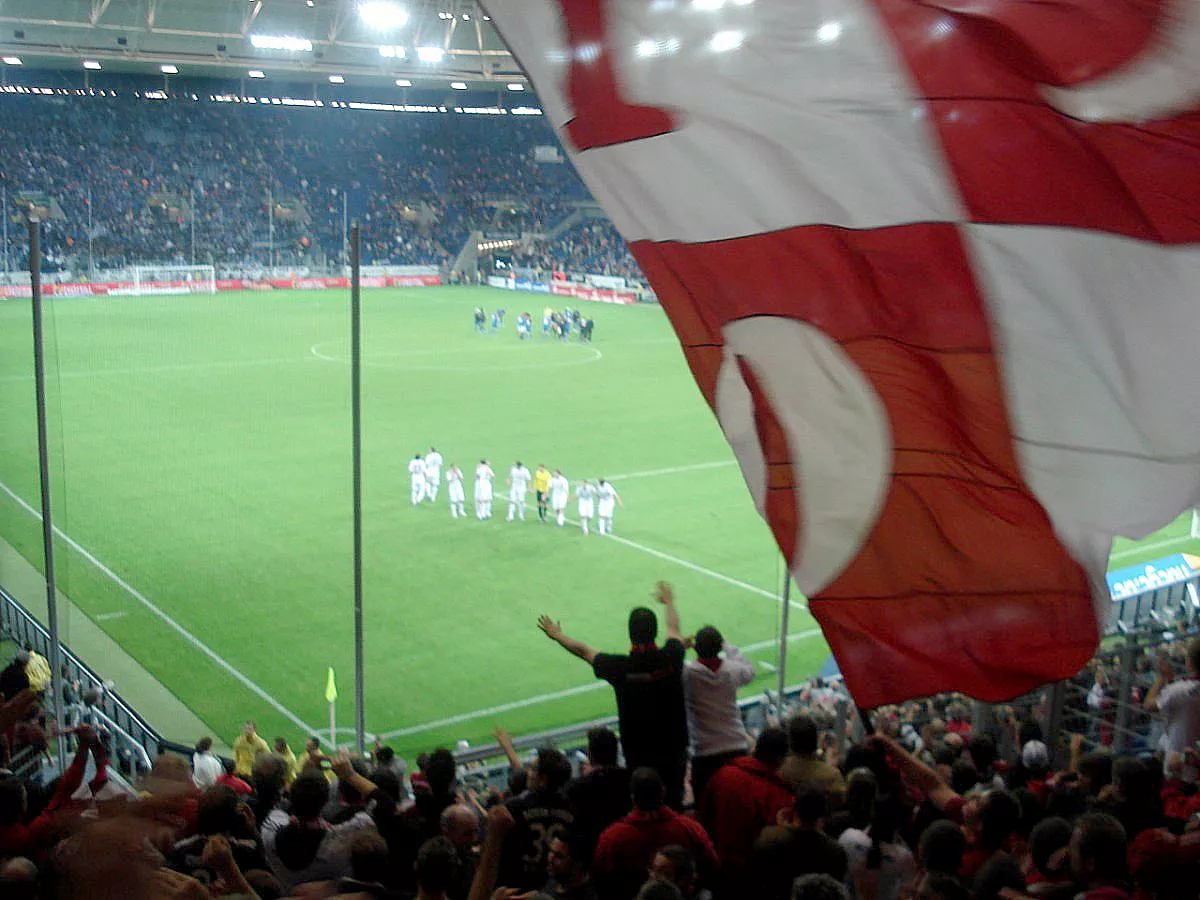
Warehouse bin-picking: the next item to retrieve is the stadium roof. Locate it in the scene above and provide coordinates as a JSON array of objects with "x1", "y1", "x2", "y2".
[{"x1": 0, "y1": 0, "x2": 524, "y2": 88}]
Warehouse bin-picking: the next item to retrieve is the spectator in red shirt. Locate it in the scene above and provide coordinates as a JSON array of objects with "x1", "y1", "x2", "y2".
[
  {"x1": 0, "y1": 724, "x2": 97, "y2": 860},
  {"x1": 1069, "y1": 812, "x2": 1132, "y2": 900},
  {"x1": 215, "y1": 759, "x2": 253, "y2": 797},
  {"x1": 594, "y1": 768, "x2": 717, "y2": 900},
  {"x1": 697, "y1": 726, "x2": 791, "y2": 891}
]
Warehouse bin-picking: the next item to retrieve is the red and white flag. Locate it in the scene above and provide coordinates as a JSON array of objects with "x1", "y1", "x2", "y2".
[{"x1": 483, "y1": 0, "x2": 1200, "y2": 707}]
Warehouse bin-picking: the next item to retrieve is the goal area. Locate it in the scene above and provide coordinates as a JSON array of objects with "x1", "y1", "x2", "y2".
[{"x1": 113, "y1": 264, "x2": 217, "y2": 296}]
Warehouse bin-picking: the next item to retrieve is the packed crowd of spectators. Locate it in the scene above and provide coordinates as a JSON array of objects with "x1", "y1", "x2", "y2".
[
  {"x1": 516, "y1": 220, "x2": 643, "y2": 286},
  {"x1": 0, "y1": 92, "x2": 639, "y2": 279},
  {"x1": 2, "y1": 581, "x2": 1198, "y2": 899}
]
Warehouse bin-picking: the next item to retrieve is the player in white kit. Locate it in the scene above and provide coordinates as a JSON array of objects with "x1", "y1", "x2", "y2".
[
  {"x1": 576, "y1": 479, "x2": 597, "y2": 536},
  {"x1": 507, "y1": 461, "x2": 532, "y2": 521},
  {"x1": 596, "y1": 479, "x2": 623, "y2": 536},
  {"x1": 446, "y1": 463, "x2": 466, "y2": 519},
  {"x1": 475, "y1": 460, "x2": 495, "y2": 520},
  {"x1": 423, "y1": 447, "x2": 444, "y2": 503},
  {"x1": 549, "y1": 469, "x2": 570, "y2": 527},
  {"x1": 408, "y1": 454, "x2": 426, "y2": 505}
]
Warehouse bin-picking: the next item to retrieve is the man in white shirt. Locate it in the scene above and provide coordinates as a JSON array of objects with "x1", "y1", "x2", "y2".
[
  {"x1": 408, "y1": 454, "x2": 426, "y2": 505},
  {"x1": 683, "y1": 625, "x2": 756, "y2": 801},
  {"x1": 446, "y1": 463, "x2": 466, "y2": 519},
  {"x1": 576, "y1": 480, "x2": 597, "y2": 536},
  {"x1": 549, "y1": 469, "x2": 570, "y2": 527},
  {"x1": 192, "y1": 736, "x2": 224, "y2": 790},
  {"x1": 1145, "y1": 637, "x2": 1200, "y2": 782},
  {"x1": 596, "y1": 479, "x2": 623, "y2": 536},
  {"x1": 424, "y1": 447, "x2": 444, "y2": 503},
  {"x1": 475, "y1": 460, "x2": 495, "y2": 520},
  {"x1": 507, "y1": 461, "x2": 532, "y2": 522}
]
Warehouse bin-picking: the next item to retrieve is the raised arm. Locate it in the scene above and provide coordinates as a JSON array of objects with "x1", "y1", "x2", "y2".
[
  {"x1": 872, "y1": 734, "x2": 960, "y2": 813},
  {"x1": 655, "y1": 581, "x2": 682, "y2": 642},
  {"x1": 493, "y1": 726, "x2": 523, "y2": 774},
  {"x1": 538, "y1": 615, "x2": 599, "y2": 664},
  {"x1": 1144, "y1": 655, "x2": 1173, "y2": 712}
]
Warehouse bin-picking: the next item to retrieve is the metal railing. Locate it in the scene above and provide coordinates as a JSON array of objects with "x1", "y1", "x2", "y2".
[{"x1": 0, "y1": 583, "x2": 162, "y2": 777}]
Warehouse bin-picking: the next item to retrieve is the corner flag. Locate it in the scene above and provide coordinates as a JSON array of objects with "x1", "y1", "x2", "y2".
[{"x1": 325, "y1": 666, "x2": 338, "y2": 704}]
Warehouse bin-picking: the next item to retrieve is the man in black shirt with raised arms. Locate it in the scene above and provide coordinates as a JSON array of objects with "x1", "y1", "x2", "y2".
[{"x1": 538, "y1": 581, "x2": 689, "y2": 809}]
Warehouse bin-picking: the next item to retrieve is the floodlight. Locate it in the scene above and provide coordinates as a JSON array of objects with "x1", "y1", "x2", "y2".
[
  {"x1": 161, "y1": 64, "x2": 178, "y2": 74},
  {"x1": 395, "y1": 78, "x2": 412, "y2": 86},
  {"x1": 329, "y1": 74, "x2": 345, "y2": 83},
  {"x1": 378, "y1": 45, "x2": 406, "y2": 58},
  {"x1": 450, "y1": 81, "x2": 467, "y2": 90},
  {"x1": 416, "y1": 46, "x2": 445, "y2": 63},
  {"x1": 250, "y1": 35, "x2": 314, "y2": 52},
  {"x1": 709, "y1": 30, "x2": 743, "y2": 52},
  {"x1": 2, "y1": 56, "x2": 22, "y2": 65},
  {"x1": 248, "y1": 69, "x2": 266, "y2": 78},
  {"x1": 506, "y1": 83, "x2": 525, "y2": 91},
  {"x1": 83, "y1": 60, "x2": 102, "y2": 70},
  {"x1": 817, "y1": 22, "x2": 843, "y2": 43},
  {"x1": 359, "y1": 1, "x2": 409, "y2": 31}
]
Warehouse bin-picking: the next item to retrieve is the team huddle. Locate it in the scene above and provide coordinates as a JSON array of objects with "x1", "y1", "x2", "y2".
[{"x1": 408, "y1": 448, "x2": 623, "y2": 536}]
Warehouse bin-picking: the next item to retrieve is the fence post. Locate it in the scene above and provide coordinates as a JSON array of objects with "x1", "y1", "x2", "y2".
[
  {"x1": 1112, "y1": 635, "x2": 1139, "y2": 754},
  {"x1": 1045, "y1": 680, "x2": 1067, "y2": 769}
]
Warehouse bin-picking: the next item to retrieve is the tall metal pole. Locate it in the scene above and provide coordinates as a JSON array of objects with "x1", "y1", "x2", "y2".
[
  {"x1": 2, "y1": 189, "x2": 8, "y2": 274},
  {"x1": 189, "y1": 187, "x2": 196, "y2": 265},
  {"x1": 350, "y1": 223, "x2": 365, "y2": 754},
  {"x1": 267, "y1": 187, "x2": 274, "y2": 270},
  {"x1": 29, "y1": 216, "x2": 67, "y2": 765},
  {"x1": 777, "y1": 567, "x2": 792, "y2": 702},
  {"x1": 86, "y1": 182, "x2": 94, "y2": 279},
  {"x1": 342, "y1": 193, "x2": 349, "y2": 270}
]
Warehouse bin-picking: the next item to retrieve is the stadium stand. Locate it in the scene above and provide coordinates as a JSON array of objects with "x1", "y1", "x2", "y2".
[
  {"x1": 0, "y1": 88, "x2": 641, "y2": 284},
  {"x1": 1, "y1": 575, "x2": 1197, "y2": 900}
]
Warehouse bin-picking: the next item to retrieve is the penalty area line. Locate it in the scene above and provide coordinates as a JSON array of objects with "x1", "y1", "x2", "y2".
[
  {"x1": 376, "y1": 628, "x2": 823, "y2": 740},
  {"x1": 0, "y1": 479, "x2": 322, "y2": 740}
]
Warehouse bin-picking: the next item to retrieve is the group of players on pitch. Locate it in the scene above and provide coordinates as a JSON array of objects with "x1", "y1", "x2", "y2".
[{"x1": 407, "y1": 448, "x2": 623, "y2": 536}]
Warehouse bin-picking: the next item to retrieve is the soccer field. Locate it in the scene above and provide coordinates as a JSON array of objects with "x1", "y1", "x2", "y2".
[
  {"x1": 0, "y1": 286, "x2": 814, "y2": 756},
  {"x1": 1, "y1": 285, "x2": 1194, "y2": 758}
]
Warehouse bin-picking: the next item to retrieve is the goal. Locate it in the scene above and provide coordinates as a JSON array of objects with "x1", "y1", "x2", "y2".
[{"x1": 122, "y1": 264, "x2": 217, "y2": 296}]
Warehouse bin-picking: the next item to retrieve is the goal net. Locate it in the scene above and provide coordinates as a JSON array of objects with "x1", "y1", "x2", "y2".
[{"x1": 118, "y1": 264, "x2": 217, "y2": 296}]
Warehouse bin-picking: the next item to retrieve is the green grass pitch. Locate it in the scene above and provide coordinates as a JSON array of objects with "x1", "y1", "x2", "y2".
[{"x1": 0, "y1": 285, "x2": 1194, "y2": 758}]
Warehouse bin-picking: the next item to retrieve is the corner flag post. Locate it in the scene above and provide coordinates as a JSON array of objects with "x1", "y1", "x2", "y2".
[{"x1": 326, "y1": 666, "x2": 338, "y2": 750}]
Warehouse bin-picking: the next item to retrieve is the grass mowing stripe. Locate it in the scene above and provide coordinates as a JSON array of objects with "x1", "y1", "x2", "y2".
[
  {"x1": 376, "y1": 628, "x2": 824, "y2": 740},
  {"x1": 0, "y1": 477, "x2": 321, "y2": 739},
  {"x1": 1110, "y1": 534, "x2": 1195, "y2": 560}
]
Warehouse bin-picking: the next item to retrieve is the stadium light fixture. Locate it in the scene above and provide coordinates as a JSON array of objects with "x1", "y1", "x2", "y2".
[
  {"x1": 395, "y1": 78, "x2": 412, "y2": 86},
  {"x1": 247, "y1": 69, "x2": 266, "y2": 78},
  {"x1": 462, "y1": 13, "x2": 470, "y2": 20},
  {"x1": 161, "y1": 64, "x2": 178, "y2": 74},
  {"x1": 2, "y1": 56, "x2": 21, "y2": 65},
  {"x1": 358, "y1": 1, "x2": 409, "y2": 31},
  {"x1": 249, "y1": 35, "x2": 314, "y2": 52},
  {"x1": 378, "y1": 45, "x2": 406, "y2": 58},
  {"x1": 816, "y1": 21, "x2": 843, "y2": 43},
  {"x1": 693, "y1": 0, "x2": 724, "y2": 9},
  {"x1": 416, "y1": 46, "x2": 445, "y2": 63},
  {"x1": 83, "y1": 60, "x2": 102, "y2": 70},
  {"x1": 306, "y1": 0, "x2": 315, "y2": 5},
  {"x1": 329, "y1": 74, "x2": 346, "y2": 83},
  {"x1": 709, "y1": 30, "x2": 744, "y2": 52},
  {"x1": 450, "y1": 81, "x2": 467, "y2": 90}
]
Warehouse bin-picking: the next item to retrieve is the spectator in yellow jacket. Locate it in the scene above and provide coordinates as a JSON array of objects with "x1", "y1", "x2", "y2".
[
  {"x1": 273, "y1": 736, "x2": 298, "y2": 787},
  {"x1": 22, "y1": 643, "x2": 52, "y2": 693},
  {"x1": 232, "y1": 721, "x2": 269, "y2": 777}
]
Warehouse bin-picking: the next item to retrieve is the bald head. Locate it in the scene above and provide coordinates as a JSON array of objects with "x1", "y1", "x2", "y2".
[{"x1": 440, "y1": 803, "x2": 479, "y2": 850}]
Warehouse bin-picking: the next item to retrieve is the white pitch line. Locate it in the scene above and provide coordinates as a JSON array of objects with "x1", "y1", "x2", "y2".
[
  {"x1": 376, "y1": 628, "x2": 823, "y2": 740},
  {"x1": 0, "y1": 355, "x2": 310, "y2": 383},
  {"x1": 604, "y1": 460, "x2": 738, "y2": 481},
  {"x1": 1110, "y1": 534, "x2": 1197, "y2": 560},
  {"x1": 0, "y1": 479, "x2": 321, "y2": 739},
  {"x1": 94, "y1": 611, "x2": 130, "y2": 622}
]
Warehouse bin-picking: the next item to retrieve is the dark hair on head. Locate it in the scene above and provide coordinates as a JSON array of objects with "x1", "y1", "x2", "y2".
[
  {"x1": 535, "y1": 746, "x2": 573, "y2": 791},
  {"x1": 865, "y1": 797, "x2": 900, "y2": 870},
  {"x1": 195, "y1": 736, "x2": 213, "y2": 753},
  {"x1": 587, "y1": 727, "x2": 619, "y2": 767},
  {"x1": 693, "y1": 626, "x2": 723, "y2": 659},
  {"x1": 415, "y1": 836, "x2": 459, "y2": 893},
  {"x1": 1029, "y1": 816, "x2": 1072, "y2": 877},
  {"x1": 425, "y1": 748, "x2": 457, "y2": 796},
  {"x1": 1074, "y1": 812, "x2": 1128, "y2": 883},
  {"x1": 1017, "y1": 720, "x2": 1044, "y2": 746},
  {"x1": 637, "y1": 881, "x2": 684, "y2": 900},
  {"x1": 1078, "y1": 750, "x2": 1113, "y2": 793},
  {"x1": 196, "y1": 784, "x2": 239, "y2": 835},
  {"x1": 274, "y1": 824, "x2": 326, "y2": 873},
  {"x1": 979, "y1": 791, "x2": 1021, "y2": 851},
  {"x1": 933, "y1": 744, "x2": 961, "y2": 768},
  {"x1": 370, "y1": 766, "x2": 402, "y2": 802},
  {"x1": 628, "y1": 607, "x2": 658, "y2": 644},
  {"x1": 921, "y1": 873, "x2": 970, "y2": 900},
  {"x1": 0, "y1": 779, "x2": 28, "y2": 827},
  {"x1": 631, "y1": 767, "x2": 665, "y2": 811},
  {"x1": 350, "y1": 830, "x2": 389, "y2": 884},
  {"x1": 950, "y1": 759, "x2": 980, "y2": 795},
  {"x1": 792, "y1": 781, "x2": 828, "y2": 824},
  {"x1": 253, "y1": 753, "x2": 287, "y2": 795},
  {"x1": 509, "y1": 766, "x2": 528, "y2": 796},
  {"x1": 291, "y1": 772, "x2": 331, "y2": 821},
  {"x1": 787, "y1": 715, "x2": 819, "y2": 757},
  {"x1": 918, "y1": 820, "x2": 967, "y2": 875},
  {"x1": 973, "y1": 854, "x2": 1025, "y2": 900},
  {"x1": 844, "y1": 768, "x2": 878, "y2": 830},
  {"x1": 416, "y1": 751, "x2": 430, "y2": 771},
  {"x1": 967, "y1": 735, "x2": 997, "y2": 772},
  {"x1": 790, "y1": 873, "x2": 848, "y2": 900},
  {"x1": 655, "y1": 844, "x2": 696, "y2": 885},
  {"x1": 554, "y1": 828, "x2": 596, "y2": 871},
  {"x1": 754, "y1": 727, "x2": 789, "y2": 766},
  {"x1": 1113, "y1": 755, "x2": 1158, "y2": 799},
  {"x1": 376, "y1": 745, "x2": 395, "y2": 764}
]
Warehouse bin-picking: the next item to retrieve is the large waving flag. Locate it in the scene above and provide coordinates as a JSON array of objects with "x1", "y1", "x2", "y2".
[{"x1": 483, "y1": 0, "x2": 1200, "y2": 707}]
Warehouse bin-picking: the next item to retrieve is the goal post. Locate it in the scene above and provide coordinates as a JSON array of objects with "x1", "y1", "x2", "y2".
[{"x1": 123, "y1": 264, "x2": 217, "y2": 296}]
